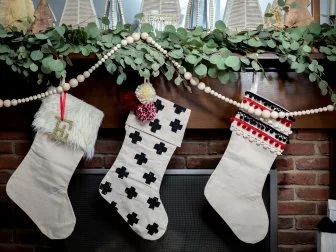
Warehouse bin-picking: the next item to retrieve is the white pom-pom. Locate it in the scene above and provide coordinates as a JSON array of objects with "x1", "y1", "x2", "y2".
[
  {"x1": 0, "y1": 99, "x2": 3, "y2": 108},
  {"x1": 271, "y1": 111, "x2": 279, "y2": 119},
  {"x1": 262, "y1": 110, "x2": 271, "y2": 119},
  {"x1": 254, "y1": 108, "x2": 262, "y2": 117}
]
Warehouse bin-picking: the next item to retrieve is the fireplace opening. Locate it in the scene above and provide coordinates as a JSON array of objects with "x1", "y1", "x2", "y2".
[{"x1": 51, "y1": 168, "x2": 277, "y2": 252}]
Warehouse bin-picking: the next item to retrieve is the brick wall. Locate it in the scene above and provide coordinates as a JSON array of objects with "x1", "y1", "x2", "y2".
[{"x1": 0, "y1": 129, "x2": 331, "y2": 251}]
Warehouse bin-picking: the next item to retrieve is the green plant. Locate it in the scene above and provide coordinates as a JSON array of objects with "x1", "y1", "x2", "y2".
[{"x1": 0, "y1": 20, "x2": 335, "y2": 102}]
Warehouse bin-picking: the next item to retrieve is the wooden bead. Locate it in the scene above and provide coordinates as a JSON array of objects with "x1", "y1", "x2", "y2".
[
  {"x1": 83, "y1": 71, "x2": 90, "y2": 78},
  {"x1": 77, "y1": 74, "x2": 85, "y2": 83},
  {"x1": 132, "y1": 32, "x2": 140, "y2": 41},
  {"x1": 11, "y1": 99, "x2": 18, "y2": 106},
  {"x1": 69, "y1": 78, "x2": 78, "y2": 88},
  {"x1": 4, "y1": 99, "x2": 11, "y2": 107},
  {"x1": 327, "y1": 105, "x2": 334, "y2": 111}
]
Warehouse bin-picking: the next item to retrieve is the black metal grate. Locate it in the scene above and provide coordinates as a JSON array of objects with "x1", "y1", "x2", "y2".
[{"x1": 52, "y1": 171, "x2": 273, "y2": 252}]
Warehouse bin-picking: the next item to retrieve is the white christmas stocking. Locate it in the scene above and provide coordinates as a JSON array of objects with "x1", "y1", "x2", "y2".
[
  {"x1": 6, "y1": 93, "x2": 103, "y2": 239},
  {"x1": 204, "y1": 91, "x2": 293, "y2": 244},
  {"x1": 99, "y1": 96, "x2": 190, "y2": 240}
]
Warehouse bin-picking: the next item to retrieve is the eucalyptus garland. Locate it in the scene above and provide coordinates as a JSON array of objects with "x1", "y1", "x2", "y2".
[{"x1": 0, "y1": 20, "x2": 335, "y2": 103}]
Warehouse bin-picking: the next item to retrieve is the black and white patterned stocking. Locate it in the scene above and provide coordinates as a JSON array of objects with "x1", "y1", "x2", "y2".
[{"x1": 99, "y1": 96, "x2": 190, "y2": 240}]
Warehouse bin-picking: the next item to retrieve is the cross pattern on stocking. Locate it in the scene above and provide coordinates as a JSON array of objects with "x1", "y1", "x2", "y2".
[
  {"x1": 154, "y1": 99, "x2": 164, "y2": 111},
  {"x1": 143, "y1": 172, "x2": 157, "y2": 185},
  {"x1": 115, "y1": 166, "x2": 129, "y2": 179},
  {"x1": 170, "y1": 119, "x2": 183, "y2": 133},
  {"x1": 134, "y1": 152, "x2": 148, "y2": 165},
  {"x1": 99, "y1": 181, "x2": 112, "y2": 195},
  {"x1": 125, "y1": 186, "x2": 138, "y2": 199},
  {"x1": 146, "y1": 223, "x2": 159, "y2": 235},
  {"x1": 127, "y1": 212, "x2": 139, "y2": 226},
  {"x1": 147, "y1": 197, "x2": 161, "y2": 209},
  {"x1": 154, "y1": 142, "x2": 167, "y2": 155},
  {"x1": 111, "y1": 201, "x2": 118, "y2": 211},
  {"x1": 173, "y1": 104, "x2": 187, "y2": 114},
  {"x1": 149, "y1": 119, "x2": 162, "y2": 133},
  {"x1": 129, "y1": 131, "x2": 142, "y2": 144}
]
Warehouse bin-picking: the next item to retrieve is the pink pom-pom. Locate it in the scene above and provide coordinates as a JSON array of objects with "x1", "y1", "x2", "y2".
[{"x1": 135, "y1": 102, "x2": 157, "y2": 122}]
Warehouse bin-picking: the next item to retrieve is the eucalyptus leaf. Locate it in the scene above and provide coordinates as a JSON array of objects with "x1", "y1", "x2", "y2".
[
  {"x1": 331, "y1": 94, "x2": 336, "y2": 103},
  {"x1": 140, "y1": 23, "x2": 153, "y2": 33},
  {"x1": 195, "y1": 64, "x2": 207, "y2": 77},
  {"x1": 251, "y1": 61, "x2": 261, "y2": 71},
  {"x1": 30, "y1": 50, "x2": 44, "y2": 61},
  {"x1": 174, "y1": 76, "x2": 183, "y2": 85},
  {"x1": 224, "y1": 56, "x2": 241, "y2": 71},
  {"x1": 215, "y1": 20, "x2": 226, "y2": 31},
  {"x1": 30, "y1": 63, "x2": 38, "y2": 72},
  {"x1": 49, "y1": 59, "x2": 64, "y2": 72},
  {"x1": 218, "y1": 70, "x2": 230, "y2": 84}
]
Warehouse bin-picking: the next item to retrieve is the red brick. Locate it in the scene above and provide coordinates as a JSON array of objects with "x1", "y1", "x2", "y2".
[
  {"x1": 276, "y1": 158, "x2": 295, "y2": 171},
  {"x1": 278, "y1": 247, "x2": 294, "y2": 252},
  {"x1": 104, "y1": 155, "x2": 117, "y2": 168},
  {"x1": 318, "y1": 143, "x2": 329, "y2": 155},
  {"x1": 317, "y1": 202, "x2": 328, "y2": 215},
  {"x1": 278, "y1": 217, "x2": 294, "y2": 229},
  {"x1": 296, "y1": 130, "x2": 329, "y2": 141},
  {"x1": 295, "y1": 158, "x2": 329, "y2": 170},
  {"x1": 0, "y1": 142, "x2": 13, "y2": 154},
  {"x1": 0, "y1": 230, "x2": 11, "y2": 242},
  {"x1": 0, "y1": 131, "x2": 31, "y2": 140},
  {"x1": 187, "y1": 156, "x2": 220, "y2": 169},
  {"x1": 81, "y1": 156, "x2": 104, "y2": 168},
  {"x1": 0, "y1": 155, "x2": 23, "y2": 169},
  {"x1": 95, "y1": 141, "x2": 122, "y2": 154},
  {"x1": 295, "y1": 245, "x2": 317, "y2": 252},
  {"x1": 208, "y1": 141, "x2": 228, "y2": 154},
  {"x1": 278, "y1": 172, "x2": 316, "y2": 185},
  {"x1": 296, "y1": 188, "x2": 329, "y2": 201},
  {"x1": 296, "y1": 216, "x2": 323, "y2": 230},
  {"x1": 278, "y1": 188, "x2": 294, "y2": 201},
  {"x1": 176, "y1": 142, "x2": 207, "y2": 155},
  {"x1": 168, "y1": 156, "x2": 186, "y2": 169},
  {"x1": 0, "y1": 171, "x2": 11, "y2": 184},
  {"x1": 0, "y1": 246, "x2": 34, "y2": 252},
  {"x1": 278, "y1": 231, "x2": 316, "y2": 245},
  {"x1": 278, "y1": 202, "x2": 315, "y2": 215},
  {"x1": 283, "y1": 144, "x2": 315, "y2": 156},
  {"x1": 318, "y1": 172, "x2": 329, "y2": 185},
  {"x1": 14, "y1": 142, "x2": 32, "y2": 155}
]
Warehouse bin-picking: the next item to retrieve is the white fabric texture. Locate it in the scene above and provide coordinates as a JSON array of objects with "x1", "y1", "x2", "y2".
[
  {"x1": 99, "y1": 96, "x2": 190, "y2": 240},
  {"x1": 6, "y1": 94, "x2": 103, "y2": 239},
  {"x1": 33, "y1": 93, "x2": 104, "y2": 159},
  {"x1": 204, "y1": 92, "x2": 291, "y2": 244}
]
